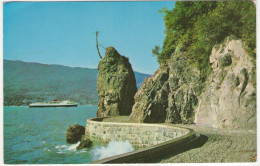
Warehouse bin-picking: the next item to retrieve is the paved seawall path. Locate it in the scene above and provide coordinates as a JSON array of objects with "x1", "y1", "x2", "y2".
[{"x1": 158, "y1": 124, "x2": 257, "y2": 163}]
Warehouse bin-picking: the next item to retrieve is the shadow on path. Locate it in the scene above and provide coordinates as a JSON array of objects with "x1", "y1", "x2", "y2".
[{"x1": 150, "y1": 134, "x2": 208, "y2": 163}]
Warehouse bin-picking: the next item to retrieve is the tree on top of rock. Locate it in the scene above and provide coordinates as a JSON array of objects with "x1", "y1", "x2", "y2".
[{"x1": 96, "y1": 31, "x2": 103, "y2": 59}]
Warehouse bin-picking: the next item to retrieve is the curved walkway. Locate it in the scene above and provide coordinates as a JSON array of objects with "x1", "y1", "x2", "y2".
[{"x1": 158, "y1": 124, "x2": 257, "y2": 163}]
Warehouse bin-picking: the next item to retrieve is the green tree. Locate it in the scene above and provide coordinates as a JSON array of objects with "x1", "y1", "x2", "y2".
[{"x1": 156, "y1": 1, "x2": 255, "y2": 81}]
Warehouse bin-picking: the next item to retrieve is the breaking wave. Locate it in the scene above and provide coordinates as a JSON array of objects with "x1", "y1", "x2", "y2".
[{"x1": 91, "y1": 140, "x2": 134, "y2": 160}]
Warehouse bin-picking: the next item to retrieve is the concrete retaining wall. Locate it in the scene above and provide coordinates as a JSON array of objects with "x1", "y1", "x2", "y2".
[
  {"x1": 85, "y1": 117, "x2": 197, "y2": 164},
  {"x1": 85, "y1": 117, "x2": 190, "y2": 148}
]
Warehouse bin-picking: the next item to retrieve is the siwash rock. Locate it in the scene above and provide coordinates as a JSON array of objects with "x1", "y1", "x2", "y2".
[{"x1": 97, "y1": 47, "x2": 137, "y2": 117}]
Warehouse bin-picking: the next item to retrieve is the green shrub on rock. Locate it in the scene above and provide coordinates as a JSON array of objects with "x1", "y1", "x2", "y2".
[{"x1": 155, "y1": 1, "x2": 255, "y2": 82}]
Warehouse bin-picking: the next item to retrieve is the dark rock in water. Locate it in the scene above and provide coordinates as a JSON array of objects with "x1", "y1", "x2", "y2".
[
  {"x1": 66, "y1": 124, "x2": 85, "y2": 144},
  {"x1": 76, "y1": 139, "x2": 93, "y2": 150},
  {"x1": 97, "y1": 47, "x2": 137, "y2": 117}
]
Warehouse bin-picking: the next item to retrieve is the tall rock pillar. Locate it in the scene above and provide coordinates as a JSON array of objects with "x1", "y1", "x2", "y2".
[{"x1": 97, "y1": 47, "x2": 137, "y2": 117}]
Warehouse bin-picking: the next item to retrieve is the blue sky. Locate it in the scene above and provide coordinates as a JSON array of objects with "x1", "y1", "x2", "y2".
[{"x1": 4, "y1": 1, "x2": 175, "y2": 74}]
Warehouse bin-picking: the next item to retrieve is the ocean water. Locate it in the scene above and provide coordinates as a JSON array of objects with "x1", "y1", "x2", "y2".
[{"x1": 4, "y1": 105, "x2": 99, "y2": 164}]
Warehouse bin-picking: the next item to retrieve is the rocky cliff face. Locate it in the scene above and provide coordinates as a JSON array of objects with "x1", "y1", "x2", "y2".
[
  {"x1": 194, "y1": 39, "x2": 256, "y2": 129},
  {"x1": 130, "y1": 38, "x2": 256, "y2": 129},
  {"x1": 130, "y1": 49, "x2": 202, "y2": 124},
  {"x1": 97, "y1": 47, "x2": 137, "y2": 117},
  {"x1": 130, "y1": 67, "x2": 170, "y2": 123}
]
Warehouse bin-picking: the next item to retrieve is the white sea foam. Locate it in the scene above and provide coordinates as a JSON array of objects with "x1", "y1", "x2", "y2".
[
  {"x1": 91, "y1": 140, "x2": 134, "y2": 160},
  {"x1": 68, "y1": 141, "x2": 81, "y2": 151},
  {"x1": 54, "y1": 142, "x2": 81, "y2": 154},
  {"x1": 55, "y1": 145, "x2": 67, "y2": 149},
  {"x1": 44, "y1": 148, "x2": 51, "y2": 152}
]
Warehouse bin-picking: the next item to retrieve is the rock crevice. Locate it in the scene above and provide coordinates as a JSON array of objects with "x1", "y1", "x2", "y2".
[{"x1": 130, "y1": 51, "x2": 201, "y2": 124}]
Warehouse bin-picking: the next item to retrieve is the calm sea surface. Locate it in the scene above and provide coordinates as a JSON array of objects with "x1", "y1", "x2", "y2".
[{"x1": 4, "y1": 105, "x2": 99, "y2": 164}]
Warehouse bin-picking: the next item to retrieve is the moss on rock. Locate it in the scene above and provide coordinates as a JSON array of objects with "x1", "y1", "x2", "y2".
[
  {"x1": 218, "y1": 54, "x2": 232, "y2": 68},
  {"x1": 97, "y1": 47, "x2": 137, "y2": 117}
]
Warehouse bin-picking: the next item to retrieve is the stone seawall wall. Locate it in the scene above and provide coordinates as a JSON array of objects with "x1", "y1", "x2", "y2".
[{"x1": 85, "y1": 118, "x2": 189, "y2": 148}]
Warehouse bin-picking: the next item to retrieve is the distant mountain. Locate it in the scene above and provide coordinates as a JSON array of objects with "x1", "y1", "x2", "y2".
[{"x1": 3, "y1": 60, "x2": 150, "y2": 106}]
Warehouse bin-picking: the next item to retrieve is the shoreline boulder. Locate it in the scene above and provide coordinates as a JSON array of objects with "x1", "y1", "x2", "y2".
[
  {"x1": 66, "y1": 124, "x2": 85, "y2": 144},
  {"x1": 76, "y1": 139, "x2": 93, "y2": 150}
]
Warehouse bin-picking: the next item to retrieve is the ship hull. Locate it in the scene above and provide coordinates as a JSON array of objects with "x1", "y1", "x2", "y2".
[{"x1": 29, "y1": 104, "x2": 78, "y2": 108}]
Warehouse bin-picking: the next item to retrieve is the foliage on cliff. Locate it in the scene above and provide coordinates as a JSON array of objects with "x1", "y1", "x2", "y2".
[{"x1": 154, "y1": 1, "x2": 255, "y2": 81}]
